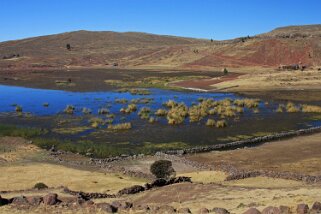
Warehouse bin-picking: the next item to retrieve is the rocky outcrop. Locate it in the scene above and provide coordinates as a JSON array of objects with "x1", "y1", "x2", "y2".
[
  {"x1": 0, "y1": 195, "x2": 9, "y2": 206},
  {"x1": 43, "y1": 193, "x2": 59, "y2": 205},
  {"x1": 243, "y1": 207, "x2": 262, "y2": 214},
  {"x1": 118, "y1": 185, "x2": 145, "y2": 195}
]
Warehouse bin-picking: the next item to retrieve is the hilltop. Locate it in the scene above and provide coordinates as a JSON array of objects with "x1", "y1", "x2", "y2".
[{"x1": 0, "y1": 24, "x2": 320, "y2": 71}]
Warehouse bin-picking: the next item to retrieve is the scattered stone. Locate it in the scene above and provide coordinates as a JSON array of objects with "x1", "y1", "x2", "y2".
[
  {"x1": 262, "y1": 206, "x2": 281, "y2": 214},
  {"x1": 11, "y1": 196, "x2": 29, "y2": 205},
  {"x1": 199, "y1": 208, "x2": 210, "y2": 213},
  {"x1": 279, "y1": 205, "x2": 290, "y2": 214},
  {"x1": 296, "y1": 204, "x2": 309, "y2": 214},
  {"x1": 213, "y1": 207, "x2": 230, "y2": 214},
  {"x1": 177, "y1": 207, "x2": 192, "y2": 213},
  {"x1": 96, "y1": 203, "x2": 117, "y2": 213},
  {"x1": 312, "y1": 201, "x2": 321, "y2": 211},
  {"x1": 26, "y1": 196, "x2": 43, "y2": 206},
  {"x1": 158, "y1": 205, "x2": 176, "y2": 213},
  {"x1": 243, "y1": 207, "x2": 262, "y2": 214},
  {"x1": 111, "y1": 201, "x2": 133, "y2": 209},
  {"x1": 43, "y1": 193, "x2": 59, "y2": 205}
]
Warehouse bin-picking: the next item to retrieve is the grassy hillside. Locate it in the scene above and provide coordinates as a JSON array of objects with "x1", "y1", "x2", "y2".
[{"x1": 0, "y1": 25, "x2": 320, "y2": 71}]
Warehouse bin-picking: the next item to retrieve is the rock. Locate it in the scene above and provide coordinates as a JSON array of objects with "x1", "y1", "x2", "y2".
[
  {"x1": 11, "y1": 196, "x2": 29, "y2": 205},
  {"x1": 279, "y1": 206, "x2": 290, "y2": 214},
  {"x1": 43, "y1": 193, "x2": 59, "y2": 205},
  {"x1": 296, "y1": 204, "x2": 309, "y2": 214},
  {"x1": 111, "y1": 201, "x2": 133, "y2": 209},
  {"x1": 177, "y1": 207, "x2": 192, "y2": 213},
  {"x1": 199, "y1": 208, "x2": 210, "y2": 213},
  {"x1": 0, "y1": 195, "x2": 10, "y2": 206},
  {"x1": 213, "y1": 207, "x2": 230, "y2": 214},
  {"x1": 26, "y1": 196, "x2": 43, "y2": 206},
  {"x1": 312, "y1": 201, "x2": 321, "y2": 211},
  {"x1": 243, "y1": 208, "x2": 262, "y2": 214},
  {"x1": 96, "y1": 203, "x2": 117, "y2": 213},
  {"x1": 150, "y1": 178, "x2": 168, "y2": 187},
  {"x1": 262, "y1": 206, "x2": 281, "y2": 214},
  {"x1": 118, "y1": 185, "x2": 145, "y2": 195},
  {"x1": 157, "y1": 205, "x2": 176, "y2": 213}
]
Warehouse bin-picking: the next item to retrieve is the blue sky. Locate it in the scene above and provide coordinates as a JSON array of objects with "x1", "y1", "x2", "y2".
[{"x1": 1, "y1": 0, "x2": 320, "y2": 42}]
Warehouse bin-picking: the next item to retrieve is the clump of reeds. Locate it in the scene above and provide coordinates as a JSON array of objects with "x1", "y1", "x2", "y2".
[
  {"x1": 155, "y1": 109, "x2": 167, "y2": 116},
  {"x1": 205, "y1": 119, "x2": 216, "y2": 126},
  {"x1": 149, "y1": 117, "x2": 157, "y2": 123},
  {"x1": 64, "y1": 105, "x2": 75, "y2": 114},
  {"x1": 286, "y1": 102, "x2": 300, "y2": 113},
  {"x1": 43, "y1": 103, "x2": 49, "y2": 107},
  {"x1": 276, "y1": 104, "x2": 284, "y2": 113},
  {"x1": 120, "y1": 104, "x2": 137, "y2": 114},
  {"x1": 301, "y1": 104, "x2": 321, "y2": 113},
  {"x1": 216, "y1": 120, "x2": 227, "y2": 128},
  {"x1": 234, "y1": 98, "x2": 259, "y2": 108},
  {"x1": 15, "y1": 105, "x2": 23, "y2": 112},
  {"x1": 166, "y1": 103, "x2": 188, "y2": 125},
  {"x1": 108, "y1": 122, "x2": 132, "y2": 130},
  {"x1": 98, "y1": 108, "x2": 109, "y2": 115},
  {"x1": 82, "y1": 107, "x2": 92, "y2": 114},
  {"x1": 163, "y1": 100, "x2": 178, "y2": 108},
  {"x1": 115, "y1": 98, "x2": 128, "y2": 104},
  {"x1": 138, "y1": 107, "x2": 151, "y2": 119}
]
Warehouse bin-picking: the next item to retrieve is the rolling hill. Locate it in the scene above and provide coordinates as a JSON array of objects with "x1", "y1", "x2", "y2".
[{"x1": 0, "y1": 25, "x2": 320, "y2": 71}]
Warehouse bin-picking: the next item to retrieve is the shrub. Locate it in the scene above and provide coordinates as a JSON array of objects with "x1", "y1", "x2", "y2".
[
  {"x1": 150, "y1": 160, "x2": 175, "y2": 179},
  {"x1": 34, "y1": 182, "x2": 48, "y2": 190}
]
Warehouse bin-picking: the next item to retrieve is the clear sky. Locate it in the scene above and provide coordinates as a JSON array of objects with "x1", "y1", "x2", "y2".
[{"x1": 1, "y1": 0, "x2": 321, "y2": 42}]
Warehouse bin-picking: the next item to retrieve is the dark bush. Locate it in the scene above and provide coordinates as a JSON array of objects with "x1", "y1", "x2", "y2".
[
  {"x1": 223, "y1": 68, "x2": 228, "y2": 75},
  {"x1": 34, "y1": 182, "x2": 48, "y2": 190},
  {"x1": 150, "y1": 160, "x2": 175, "y2": 179},
  {"x1": 66, "y1": 44, "x2": 71, "y2": 50}
]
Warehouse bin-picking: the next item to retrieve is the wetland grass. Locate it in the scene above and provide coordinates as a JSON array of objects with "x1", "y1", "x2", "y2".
[
  {"x1": 205, "y1": 119, "x2": 216, "y2": 126},
  {"x1": 64, "y1": 105, "x2": 75, "y2": 114},
  {"x1": 108, "y1": 122, "x2": 132, "y2": 130}
]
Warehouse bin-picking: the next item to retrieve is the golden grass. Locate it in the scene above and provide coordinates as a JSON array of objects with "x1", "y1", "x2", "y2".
[
  {"x1": 301, "y1": 104, "x2": 321, "y2": 113},
  {"x1": 107, "y1": 122, "x2": 132, "y2": 130},
  {"x1": 0, "y1": 163, "x2": 146, "y2": 193},
  {"x1": 52, "y1": 126, "x2": 90, "y2": 134}
]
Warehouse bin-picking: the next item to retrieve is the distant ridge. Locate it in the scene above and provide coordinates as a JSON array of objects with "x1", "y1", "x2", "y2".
[{"x1": 0, "y1": 24, "x2": 320, "y2": 70}]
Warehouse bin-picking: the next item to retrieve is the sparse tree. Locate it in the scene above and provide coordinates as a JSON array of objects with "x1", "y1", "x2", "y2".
[
  {"x1": 150, "y1": 160, "x2": 176, "y2": 179},
  {"x1": 223, "y1": 68, "x2": 229, "y2": 75},
  {"x1": 66, "y1": 43, "x2": 71, "y2": 51}
]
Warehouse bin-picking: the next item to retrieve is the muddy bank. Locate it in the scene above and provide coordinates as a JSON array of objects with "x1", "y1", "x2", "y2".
[{"x1": 0, "y1": 68, "x2": 223, "y2": 92}]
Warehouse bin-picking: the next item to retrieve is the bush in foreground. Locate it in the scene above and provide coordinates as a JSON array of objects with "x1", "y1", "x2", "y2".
[{"x1": 150, "y1": 160, "x2": 176, "y2": 179}]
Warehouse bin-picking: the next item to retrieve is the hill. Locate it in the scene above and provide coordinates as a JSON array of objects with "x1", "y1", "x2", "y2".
[{"x1": 0, "y1": 25, "x2": 320, "y2": 71}]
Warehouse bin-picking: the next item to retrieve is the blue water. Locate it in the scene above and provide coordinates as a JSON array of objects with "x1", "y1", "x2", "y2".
[{"x1": 0, "y1": 85, "x2": 242, "y2": 117}]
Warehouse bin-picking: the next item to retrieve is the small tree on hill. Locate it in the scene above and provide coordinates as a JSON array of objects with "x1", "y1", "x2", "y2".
[
  {"x1": 66, "y1": 43, "x2": 71, "y2": 51},
  {"x1": 150, "y1": 160, "x2": 176, "y2": 179},
  {"x1": 223, "y1": 68, "x2": 229, "y2": 75}
]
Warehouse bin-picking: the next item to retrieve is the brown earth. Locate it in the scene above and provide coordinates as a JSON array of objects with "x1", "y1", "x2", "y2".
[{"x1": 0, "y1": 25, "x2": 320, "y2": 73}]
